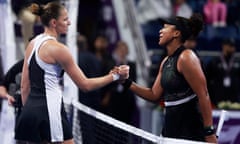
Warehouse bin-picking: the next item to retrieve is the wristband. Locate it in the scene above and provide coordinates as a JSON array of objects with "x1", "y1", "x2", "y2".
[
  {"x1": 122, "y1": 78, "x2": 132, "y2": 89},
  {"x1": 204, "y1": 125, "x2": 215, "y2": 136},
  {"x1": 112, "y1": 73, "x2": 120, "y2": 81}
]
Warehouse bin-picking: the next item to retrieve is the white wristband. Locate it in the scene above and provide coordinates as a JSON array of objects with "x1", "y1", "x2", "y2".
[{"x1": 112, "y1": 73, "x2": 120, "y2": 81}]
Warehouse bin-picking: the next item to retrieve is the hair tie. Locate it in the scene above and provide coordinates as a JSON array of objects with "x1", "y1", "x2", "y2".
[{"x1": 38, "y1": 4, "x2": 44, "y2": 16}]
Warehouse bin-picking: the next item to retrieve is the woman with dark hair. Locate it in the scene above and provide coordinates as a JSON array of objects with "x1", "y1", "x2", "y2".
[
  {"x1": 122, "y1": 14, "x2": 217, "y2": 143},
  {"x1": 13, "y1": 2, "x2": 128, "y2": 144}
]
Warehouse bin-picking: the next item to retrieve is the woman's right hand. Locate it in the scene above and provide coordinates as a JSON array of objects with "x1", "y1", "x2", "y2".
[
  {"x1": 118, "y1": 65, "x2": 130, "y2": 80},
  {"x1": 6, "y1": 94, "x2": 15, "y2": 106}
]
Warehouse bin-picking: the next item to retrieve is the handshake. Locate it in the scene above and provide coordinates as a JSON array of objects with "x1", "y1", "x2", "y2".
[{"x1": 110, "y1": 65, "x2": 130, "y2": 81}]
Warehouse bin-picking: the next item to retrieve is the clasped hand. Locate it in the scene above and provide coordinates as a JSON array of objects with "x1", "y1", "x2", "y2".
[{"x1": 110, "y1": 65, "x2": 130, "y2": 81}]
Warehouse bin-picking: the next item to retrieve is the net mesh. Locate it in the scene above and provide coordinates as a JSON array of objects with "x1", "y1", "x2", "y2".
[{"x1": 71, "y1": 101, "x2": 208, "y2": 144}]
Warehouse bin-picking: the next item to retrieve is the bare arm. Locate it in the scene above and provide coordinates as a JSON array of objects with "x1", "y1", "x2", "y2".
[
  {"x1": 21, "y1": 42, "x2": 33, "y2": 105},
  {"x1": 129, "y1": 58, "x2": 167, "y2": 101},
  {"x1": 178, "y1": 50, "x2": 213, "y2": 127},
  {"x1": 52, "y1": 43, "x2": 116, "y2": 92},
  {"x1": 178, "y1": 50, "x2": 217, "y2": 142}
]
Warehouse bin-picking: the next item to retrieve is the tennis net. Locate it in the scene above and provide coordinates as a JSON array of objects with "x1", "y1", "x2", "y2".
[{"x1": 71, "y1": 100, "x2": 208, "y2": 144}]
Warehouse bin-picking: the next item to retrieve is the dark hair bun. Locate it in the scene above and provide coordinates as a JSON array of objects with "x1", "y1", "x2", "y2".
[
  {"x1": 29, "y1": 3, "x2": 44, "y2": 16},
  {"x1": 189, "y1": 13, "x2": 204, "y2": 38}
]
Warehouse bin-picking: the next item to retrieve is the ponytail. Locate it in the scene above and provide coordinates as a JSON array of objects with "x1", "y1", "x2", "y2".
[{"x1": 29, "y1": 3, "x2": 44, "y2": 16}]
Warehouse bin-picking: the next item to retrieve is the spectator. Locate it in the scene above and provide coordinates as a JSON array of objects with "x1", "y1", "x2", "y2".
[
  {"x1": 173, "y1": 0, "x2": 193, "y2": 18},
  {"x1": 11, "y1": 0, "x2": 59, "y2": 48},
  {"x1": 98, "y1": 41, "x2": 139, "y2": 144},
  {"x1": 77, "y1": 34, "x2": 102, "y2": 110},
  {"x1": 77, "y1": 34, "x2": 103, "y2": 144},
  {"x1": 0, "y1": 59, "x2": 24, "y2": 117},
  {"x1": 93, "y1": 35, "x2": 115, "y2": 75},
  {"x1": 93, "y1": 35, "x2": 116, "y2": 113},
  {"x1": 224, "y1": 0, "x2": 240, "y2": 27},
  {"x1": 109, "y1": 41, "x2": 138, "y2": 125},
  {"x1": 0, "y1": 59, "x2": 23, "y2": 144},
  {"x1": 186, "y1": 0, "x2": 206, "y2": 13},
  {"x1": 206, "y1": 38, "x2": 240, "y2": 107},
  {"x1": 136, "y1": 0, "x2": 172, "y2": 24},
  {"x1": 0, "y1": 36, "x2": 35, "y2": 113},
  {"x1": 203, "y1": 0, "x2": 227, "y2": 27}
]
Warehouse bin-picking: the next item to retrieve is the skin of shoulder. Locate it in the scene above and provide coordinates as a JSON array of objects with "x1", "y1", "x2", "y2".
[
  {"x1": 177, "y1": 49, "x2": 201, "y2": 74},
  {"x1": 48, "y1": 41, "x2": 73, "y2": 66},
  {"x1": 177, "y1": 48, "x2": 208, "y2": 100},
  {"x1": 35, "y1": 40, "x2": 65, "y2": 65}
]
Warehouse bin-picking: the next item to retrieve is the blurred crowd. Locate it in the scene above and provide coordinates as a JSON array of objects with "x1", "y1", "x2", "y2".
[
  {"x1": 137, "y1": 0, "x2": 240, "y2": 28},
  {"x1": 138, "y1": 0, "x2": 240, "y2": 51}
]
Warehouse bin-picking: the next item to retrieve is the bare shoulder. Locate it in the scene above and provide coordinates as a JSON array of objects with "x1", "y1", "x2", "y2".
[
  {"x1": 47, "y1": 40, "x2": 66, "y2": 49},
  {"x1": 178, "y1": 49, "x2": 200, "y2": 72},
  {"x1": 46, "y1": 41, "x2": 72, "y2": 63},
  {"x1": 46, "y1": 40, "x2": 69, "y2": 55},
  {"x1": 179, "y1": 49, "x2": 198, "y2": 63}
]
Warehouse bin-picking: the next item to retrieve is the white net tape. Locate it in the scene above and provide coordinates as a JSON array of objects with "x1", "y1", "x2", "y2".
[{"x1": 71, "y1": 101, "x2": 209, "y2": 144}]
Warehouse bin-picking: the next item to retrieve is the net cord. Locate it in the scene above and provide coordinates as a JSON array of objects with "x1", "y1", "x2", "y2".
[{"x1": 72, "y1": 100, "x2": 209, "y2": 144}]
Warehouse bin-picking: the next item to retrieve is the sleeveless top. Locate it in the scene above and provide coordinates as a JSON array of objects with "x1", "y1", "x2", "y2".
[
  {"x1": 27, "y1": 34, "x2": 64, "y2": 100},
  {"x1": 161, "y1": 46, "x2": 196, "y2": 106},
  {"x1": 26, "y1": 34, "x2": 65, "y2": 141}
]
